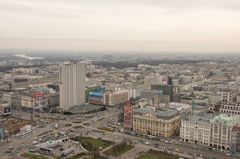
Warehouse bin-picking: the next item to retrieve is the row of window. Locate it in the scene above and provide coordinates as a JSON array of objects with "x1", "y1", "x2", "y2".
[
  {"x1": 220, "y1": 109, "x2": 240, "y2": 114},
  {"x1": 222, "y1": 105, "x2": 240, "y2": 110}
]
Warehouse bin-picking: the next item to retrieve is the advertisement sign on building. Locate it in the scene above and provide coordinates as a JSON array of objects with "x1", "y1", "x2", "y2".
[
  {"x1": 124, "y1": 102, "x2": 133, "y2": 130},
  {"x1": 161, "y1": 76, "x2": 168, "y2": 85},
  {"x1": 32, "y1": 92, "x2": 44, "y2": 109},
  {"x1": 88, "y1": 91, "x2": 104, "y2": 105}
]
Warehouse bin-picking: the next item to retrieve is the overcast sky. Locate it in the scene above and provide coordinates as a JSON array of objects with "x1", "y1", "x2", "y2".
[{"x1": 0, "y1": 0, "x2": 240, "y2": 53}]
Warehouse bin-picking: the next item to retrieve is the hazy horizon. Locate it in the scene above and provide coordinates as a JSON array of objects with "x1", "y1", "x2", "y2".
[{"x1": 1, "y1": 0, "x2": 240, "y2": 53}]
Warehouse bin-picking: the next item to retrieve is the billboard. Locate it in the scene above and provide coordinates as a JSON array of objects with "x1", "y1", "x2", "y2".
[
  {"x1": 32, "y1": 92, "x2": 44, "y2": 109},
  {"x1": 160, "y1": 76, "x2": 172, "y2": 85},
  {"x1": 86, "y1": 86, "x2": 105, "y2": 101},
  {"x1": 88, "y1": 91, "x2": 104, "y2": 105},
  {"x1": 89, "y1": 91, "x2": 104, "y2": 98},
  {"x1": 124, "y1": 102, "x2": 133, "y2": 130},
  {"x1": 161, "y1": 76, "x2": 168, "y2": 85}
]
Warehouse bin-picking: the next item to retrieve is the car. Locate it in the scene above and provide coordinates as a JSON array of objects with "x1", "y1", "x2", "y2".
[
  {"x1": 29, "y1": 149, "x2": 35, "y2": 152},
  {"x1": 83, "y1": 122, "x2": 90, "y2": 126},
  {"x1": 32, "y1": 141, "x2": 38, "y2": 145},
  {"x1": 154, "y1": 143, "x2": 159, "y2": 148},
  {"x1": 226, "y1": 153, "x2": 231, "y2": 156}
]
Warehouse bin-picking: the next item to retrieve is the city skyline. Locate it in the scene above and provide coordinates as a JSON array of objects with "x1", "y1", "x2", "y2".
[
  {"x1": 1, "y1": 0, "x2": 240, "y2": 53},
  {"x1": 1, "y1": 1, "x2": 240, "y2": 157}
]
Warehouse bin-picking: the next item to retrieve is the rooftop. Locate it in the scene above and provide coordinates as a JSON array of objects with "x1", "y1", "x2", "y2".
[
  {"x1": 133, "y1": 107, "x2": 179, "y2": 120},
  {"x1": 167, "y1": 102, "x2": 192, "y2": 112},
  {"x1": 210, "y1": 114, "x2": 240, "y2": 126},
  {"x1": 186, "y1": 114, "x2": 214, "y2": 125},
  {"x1": 65, "y1": 104, "x2": 105, "y2": 114}
]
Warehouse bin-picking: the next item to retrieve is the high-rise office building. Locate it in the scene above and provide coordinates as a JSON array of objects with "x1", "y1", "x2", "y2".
[{"x1": 59, "y1": 61, "x2": 86, "y2": 109}]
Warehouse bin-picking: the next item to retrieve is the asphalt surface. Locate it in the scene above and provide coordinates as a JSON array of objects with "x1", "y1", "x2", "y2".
[{"x1": 1, "y1": 108, "x2": 239, "y2": 159}]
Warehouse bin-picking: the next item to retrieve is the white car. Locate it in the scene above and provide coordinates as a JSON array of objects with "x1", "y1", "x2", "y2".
[{"x1": 32, "y1": 141, "x2": 38, "y2": 145}]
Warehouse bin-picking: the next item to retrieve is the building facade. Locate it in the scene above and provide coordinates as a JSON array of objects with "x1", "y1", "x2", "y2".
[
  {"x1": 59, "y1": 61, "x2": 86, "y2": 109},
  {"x1": 132, "y1": 107, "x2": 180, "y2": 137},
  {"x1": 220, "y1": 89, "x2": 238, "y2": 103},
  {"x1": 2, "y1": 90, "x2": 59, "y2": 109},
  {"x1": 104, "y1": 90, "x2": 129, "y2": 106},
  {"x1": 180, "y1": 116, "x2": 211, "y2": 146},
  {"x1": 180, "y1": 114, "x2": 240, "y2": 150},
  {"x1": 0, "y1": 102, "x2": 11, "y2": 116},
  {"x1": 231, "y1": 124, "x2": 240, "y2": 154},
  {"x1": 220, "y1": 103, "x2": 240, "y2": 115},
  {"x1": 124, "y1": 102, "x2": 133, "y2": 130}
]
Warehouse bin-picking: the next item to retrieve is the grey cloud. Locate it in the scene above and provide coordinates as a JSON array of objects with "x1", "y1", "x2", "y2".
[
  {"x1": 45, "y1": 0, "x2": 240, "y2": 10},
  {"x1": 0, "y1": 1, "x2": 96, "y2": 19},
  {"x1": 1, "y1": 0, "x2": 240, "y2": 18}
]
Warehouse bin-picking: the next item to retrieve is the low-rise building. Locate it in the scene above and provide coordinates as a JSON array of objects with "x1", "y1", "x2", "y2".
[
  {"x1": 104, "y1": 90, "x2": 129, "y2": 106},
  {"x1": 231, "y1": 124, "x2": 240, "y2": 154},
  {"x1": 210, "y1": 114, "x2": 240, "y2": 150},
  {"x1": 180, "y1": 114, "x2": 240, "y2": 150},
  {"x1": 180, "y1": 115, "x2": 212, "y2": 146},
  {"x1": 133, "y1": 107, "x2": 181, "y2": 137},
  {"x1": 220, "y1": 89, "x2": 238, "y2": 103},
  {"x1": 2, "y1": 88, "x2": 59, "y2": 109},
  {"x1": 220, "y1": 103, "x2": 240, "y2": 115},
  {"x1": 237, "y1": 94, "x2": 240, "y2": 103},
  {"x1": 0, "y1": 102, "x2": 11, "y2": 116},
  {"x1": 167, "y1": 102, "x2": 192, "y2": 118},
  {"x1": 140, "y1": 90, "x2": 162, "y2": 105}
]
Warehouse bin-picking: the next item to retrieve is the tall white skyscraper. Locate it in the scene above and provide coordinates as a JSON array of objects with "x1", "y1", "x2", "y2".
[{"x1": 59, "y1": 61, "x2": 86, "y2": 109}]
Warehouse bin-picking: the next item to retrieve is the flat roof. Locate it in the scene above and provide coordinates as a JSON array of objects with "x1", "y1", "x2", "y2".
[
  {"x1": 65, "y1": 104, "x2": 105, "y2": 114},
  {"x1": 210, "y1": 114, "x2": 240, "y2": 126},
  {"x1": 133, "y1": 107, "x2": 179, "y2": 120}
]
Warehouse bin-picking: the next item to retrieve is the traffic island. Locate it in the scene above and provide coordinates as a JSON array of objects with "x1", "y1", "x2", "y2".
[
  {"x1": 104, "y1": 139, "x2": 134, "y2": 157},
  {"x1": 136, "y1": 149, "x2": 179, "y2": 159},
  {"x1": 72, "y1": 136, "x2": 114, "y2": 151}
]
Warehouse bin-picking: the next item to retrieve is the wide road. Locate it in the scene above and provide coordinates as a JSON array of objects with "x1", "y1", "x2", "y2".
[
  {"x1": 0, "y1": 122, "x2": 57, "y2": 155},
  {"x1": 61, "y1": 108, "x2": 239, "y2": 159},
  {"x1": 1, "y1": 108, "x2": 239, "y2": 159},
  {"x1": 75, "y1": 114, "x2": 240, "y2": 159}
]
